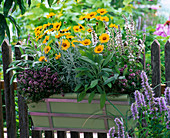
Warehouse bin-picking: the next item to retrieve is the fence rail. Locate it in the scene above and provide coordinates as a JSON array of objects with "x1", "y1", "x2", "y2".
[{"x1": 0, "y1": 39, "x2": 169, "y2": 138}]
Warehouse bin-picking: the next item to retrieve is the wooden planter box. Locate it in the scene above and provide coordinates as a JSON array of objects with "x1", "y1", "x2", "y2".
[{"x1": 28, "y1": 94, "x2": 134, "y2": 132}]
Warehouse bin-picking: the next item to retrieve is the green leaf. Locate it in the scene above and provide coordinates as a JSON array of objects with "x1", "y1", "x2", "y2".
[
  {"x1": 100, "y1": 93, "x2": 106, "y2": 108},
  {"x1": 48, "y1": 0, "x2": 54, "y2": 7},
  {"x1": 0, "y1": 0, "x2": 3, "y2": 4},
  {"x1": 5, "y1": 22, "x2": 10, "y2": 42},
  {"x1": 75, "y1": 72, "x2": 85, "y2": 78},
  {"x1": 102, "y1": 53, "x2": 113, "y2": 67},
  {"x1": 101, "y1": 68, "x2": 113, "y2": 72},
  {"x1": 97, "y1": 85, "x2": 103, "y2": 93},
  {"x1": 0, "y1": 13, "x2": 6, "y2": 45},
  {"x1": 74, "y1": 83, "x2": 82, "y2": 92},
  {"x1": 6, "y1": 67, "x2": 25, "y2": 74},
  {"x1": 17, "y1": 0, "x2": 26, "y2": 15},
  {"x1": 8, "y1": 15, "x2": 20, "y2": 38},
  {"x1": 123, "y1": 0, "x2": 133, "y2": 5},
  {"x1": 118, "y1": 76, "x2": 125, "y2": 79},
  {"x1": 77, "y1": 91, "x2": 86, "y2": 102},
  {"x1": 10, "y1": 72, "x2": 20, "y2": 85},
  {"x1": 75, "y1": 67, "x2": 89, "y2": 71},
  {"x1": 79, "y1": 56, "x2": 96, "y2": 66},
  {"x1": 3, "y1": 0, "x2": 14, "y2": 17},
  {"x1": 90, "y1": 79, "x2": 99, "y2": 88},
  {"x1": 107, "y1": 83, "x2": 112, "y2": 88},
  {"x1": 123, "y1": 68, "x2": 128, "y2": 76},
  {"x1": 103, "y1": 74, "x2": 119, "y2": 85},
  {"x1": 88, "y1": 91, "x2": 95, "y2": 103}
]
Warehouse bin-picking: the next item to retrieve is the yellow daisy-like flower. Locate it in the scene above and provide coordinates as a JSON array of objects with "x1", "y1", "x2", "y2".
[
  {"x1": 46, "y1": 12, "x2": 56, "y2": 18},
  {"x1": 47, "y1": 22, "x2": 52, "y2": 27},
  {"x1": 43, "y1": 36, "x2": 50, "y2": 43},
  {"x1": 79, "y1": 15, "x2": 86, "y2": 20},
  {"x1": 84, "y1": 14, "x2": 91, "y2": 20},
  {"x1": 44, "y1": 30, "x2": 48, "y2": 35},
  {"x1": 35, "y1": 30, "x2": 41, "y2": 37},
  {"x1": 63, "y1": 32, "x2": 71, "y2": 36},
  {"x1": 97, "y1": 8, "x2": 107, "y2": 15},
  {"x1": 71, "y1": 40, "x2": 79, "y2": 47},
  {"x1": 55, "y1": 53, "x2": 61, "y2": 60},
  {"x1": 60, "y1": 39, "x2": 70, "y2": 50},
  {"x1": 94, "y1": 45, "x2": 104, "y2": 53},
  {"x1": 67, "y1": 35, "x2": 74, "y2": 40},
  {"x1": 95, "y1": 16, "x2": 102, "y2": 20},
  {"x1": 44, "y1": 46, "x2": 51, "y2": 54},
  {"x1": 55, "y1": 32, "x2": 63, "y2": 39},
  {"x1": 34, "y1": 26, "x2": 43, "y2": 32},
  {"x1": 81, "y1": 39, "x2": 91, "y2": 46},
  {"x1": 78, "y1": 23, "x2": 85, "y2": 31},
  {"x1": 39, "y1": 56, "x2": 47, "y2": 62},
  {"x1": 38, "y1": 35, "x2": 43, "y2": 40},
  {"x1": 88, "y1": 12, "x2": 97, "y2": 18},
  {"x1": 62, "y1": 26, "x2": 71, "y2": 33},
  {"x1": 43, "y1": 24, "x2": 48, "y2": 30},
  {"x1": 100, "y1": 16, "x2": 109, "y2": 22},
  {"x1": 53, "y1": 22, "x2": 61, "y2": 31},
  {"x1": 87, "y1": 28, "x2": 92, "y2": 33},
  {"x1": 99, "y1": 33, "x2": 109, "y2": 43},
  {"x1": 109, "y1": 23, "x2": 118, "y2": 28},
  {"x1": 73, "y1": 26, "x2": 81, "y2": 32}
]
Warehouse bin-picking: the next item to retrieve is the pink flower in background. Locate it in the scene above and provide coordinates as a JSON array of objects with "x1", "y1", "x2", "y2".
[{"x1": 153, "y1": 18, "x2": 170, "y2": 37}]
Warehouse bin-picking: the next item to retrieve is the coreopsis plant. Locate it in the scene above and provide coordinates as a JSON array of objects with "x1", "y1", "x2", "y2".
[
  {"x1": 109, "y1": 71, "x2": 170, "y2": 138},
  {"x1": 10, "y1": 9, "x2": 145, "y2": 107}
]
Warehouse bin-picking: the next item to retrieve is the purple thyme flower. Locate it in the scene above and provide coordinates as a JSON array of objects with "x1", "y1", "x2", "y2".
[
  {"x1": 131, "y1": 103, "x2": 139, "y2": 120},
  {"x1": 164, "y1": 87, "x2": 170, "y2": 106},
  {"x1": 114, "y1": 118, "x2": 125, "y2": 138},
  {"x1": 159, "y1": 97, "x2": 167, "y2": 112},
  {"x1": 129, "y1": 69, "x2": 133, "y2": 72},
  {"x1": 108, "y1": 126, "x2": 115, "y2": 138},
  {"x1": 140, "y1": 71, "x2": 154, "y2": 100},
  {"x1": 134, "y1": 90, "x2": 143, "y2": 107}
]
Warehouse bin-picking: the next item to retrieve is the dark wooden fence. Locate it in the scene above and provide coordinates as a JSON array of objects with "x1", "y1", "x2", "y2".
[{"x1": 0, "y1": 39, "x2": 169, "y2": 138}]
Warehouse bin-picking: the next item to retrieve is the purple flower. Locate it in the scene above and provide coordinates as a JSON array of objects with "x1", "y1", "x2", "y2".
[
  {"x1": 134, "y1": 90, "x2": 143, "y2": 107},
  {"x1": 124, "y1": 65, "x2": 127, "y2": 68},
  {"x1": 114, "y1": 118, "x2": 125, "y2": 138},
  {"x1": 159, "y1": 97, "x2": 167, "y2": 112},
  {"x1": 108, "y1": 127, "x2": 115, "y2": 138},
  {"x1": 129, "y1": 69, "x2": 133, "y2": 72},
  {"x1": 131, "y1": 103, "x2": 139, "y2": 120}
]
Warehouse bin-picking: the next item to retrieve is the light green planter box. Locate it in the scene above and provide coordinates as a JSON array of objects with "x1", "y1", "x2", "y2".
[{"x1": 28, "y1": 94, "x2": 134, "y2": 132}]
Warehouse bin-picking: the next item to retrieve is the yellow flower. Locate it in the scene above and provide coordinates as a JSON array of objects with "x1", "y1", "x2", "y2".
[
  {"x1": 47, "y1": 22, "x2": 52, "y2": 27},
  {"x1": 62, "y1": 26, "x2": 71, "y2": 32},
  {"x1": 88, "y1": 12, "x2": 97, "y2": 18},
  {"x1": 87, "y1": 28, "x2": 92, "y2": 33},
  {"x1": 100, "y1": 16, "x2": 109, "y2": 22},
  {"x1": 99, "y1": 33, "x2": 109, "y2": 43},
  {"x1": 67, "y1": 35, "x2": 75, "y2": 40},
  {"x1": 81, "y1": 39, "x2": 91, "y2": 46},
  {"x1": 55, "y1": 32, "x2": 63, "y2": 39},
  {"x1": 55, "y1": 53, "x2": 61, "y2": 60},
  {"x1": 44, "y1": 46, "x2": 51, "y2": 54},
  {"x1": 60, "y1": 39, "x2": 70, "y2": 50},
  {"x1": 39, "y1": 56, "x2": 47, "y2": 62},
  {"x1": 71, "y1": 40, "x2": 79, "y2": 47},
  {"x1": 43, "y1": 24, "x2": 48, "y2": 30},
  {"x1": 63, "y1": 32, "x2": 71, "y2": 36},
  {"x1": 109, "y1": 23, "x2": 118, "y2": 28},
  {"x1": 34, "y1": 26, "x2": 43, "y2": 32},
  {"x1": 94, "y1": 45, "x2": 104, "y2": 53},
  {"x1": 73, "y1": 26, "x2": 81, "y2": 32},
  {"x1": 46, "y1": 12, "x2": 56, "y2": 18},
  {"x1": 97, "y1": 8, "x2": 107, "y2": 15},
  {"x1": 95, "y1": 16, "x2": 102, "y2": 20},
  {"x1": 78, "y1": 23, "x2": 85, "y2": 31},
  {"x1": 38, "y1": 35, "x2": 43, "y2": 40},
  {"x1": 44, "y1": 30, "x2": 48, "y2": 35},
  {"x1": 35, "y1": 30, "x2": 41, "y2": 37},
  {"x1": 43, "y1": 36, "x2": 50, "y2": 43},
  {"x1": 53, "y1": 22, "x2": 61, "y2": 31},
  {"x1": 79, "y1": 16, "x2": 86, "y2": 20}
]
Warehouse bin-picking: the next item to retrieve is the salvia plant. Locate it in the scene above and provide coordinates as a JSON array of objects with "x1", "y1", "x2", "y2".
[
  {"x1": 109, "y1": 71, "x2": 170, "y2": 138},
  {"x1": 9, "y1": 8, "x2": 146, "y2": 107}
]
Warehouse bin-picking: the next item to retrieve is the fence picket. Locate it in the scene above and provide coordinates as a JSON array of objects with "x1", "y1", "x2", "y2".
[
  {"x1": 70, "y1": 132, "x2": 80, "y2": 138},
  {"x1": 165, "y1": 39, "x2": 170, "y2": 87},
  {"x1": 45, "y1": 130, "x2": 54, "y2": 138},
  {"x1": 98, "y1": 133, "x2": 107, "y2": 138},
  {"x1": 84, "y1": 132, "x2": 93, "y2": 138},
  {"x1": 0, "y1": 79, "x2": 4, "y2": 138},
  {"x1": 1, "y1": 40, "x2": 17, "y2": 138},
  {"x1": 151, "y1": 39, "x2": 161, "y2": 97},
  {"x1": 57, "y1": 131, "x2": 67, "y2": 138}
]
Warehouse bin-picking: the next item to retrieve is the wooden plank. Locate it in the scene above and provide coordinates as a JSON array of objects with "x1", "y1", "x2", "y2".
[
  {"x1": 57, "y1": 131, "x2": 66, "y2": 138},
  {"x1": 0, "y1": 81, "x2": 17, "y2": 90},
  {"x1": 70, "y1": 132, "x2": 80, "y2": 138},
  {"x1": 165, "y1": 39, "x2": 170, "y2": 87},
  {"x1": 0, "y1": 77, "x2": 4, "y2": 138},
  {"x1": 1, "y1": 40, "x2": 17, "y2": 138},
  {"x1": 98, "y1": 133, "x2": 107, "y2": 138},
  {"x1": 84, "y1": 132, "x2": 93, "y2": 138},
  {"x1": 45, "y1": 131, "x2": 54, "y2": 138},
  {"x1": 15, "y1": 42, "x2": 29, "y2": 138},
  {"x1": 151, "y1": 39, "x2": 161, "y2": 97}
]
